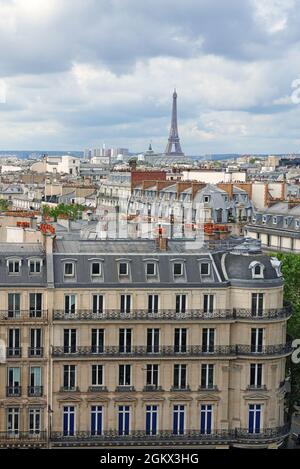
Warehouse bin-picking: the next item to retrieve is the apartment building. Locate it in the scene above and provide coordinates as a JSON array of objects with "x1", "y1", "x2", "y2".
[{"x1": 0, "y1": 234, "x2": 292, "y2": 449}]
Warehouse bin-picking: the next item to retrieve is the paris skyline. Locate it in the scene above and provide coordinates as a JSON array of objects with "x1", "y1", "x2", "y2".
[{"x1": 1, "y1": 0, "x2": 300, "y2": 154}]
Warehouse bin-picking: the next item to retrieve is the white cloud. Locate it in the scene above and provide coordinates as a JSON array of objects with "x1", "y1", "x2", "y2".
[{"x1": 252, "y1": 0, "x2": 295, "y2": 34}]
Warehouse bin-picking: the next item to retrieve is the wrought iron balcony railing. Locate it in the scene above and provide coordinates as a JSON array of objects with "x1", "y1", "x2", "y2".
[
  {"x1": 6, "y1": 386, "x2": 22, "y2": 397},
  {"x1": 28, "y1": 386, "x2": 43, "y2": 397},
  {"x1": 52, "y1": 344, "x2": 292, "y2": 358},
  {"x1": 6, "y1": 347, "x2": 22, "y2": 358},
  {"x1": 198, "y1": 385, "x2": 219, "y2": 391},
  {"x1": 59, "y1": 386, "x2": 80, "y2": 393},
  {"x1": 246, "y1": 384, "x2": 268, "y2": 391},
  {"x1": 0, "y1": 310, "x2": 48, "y2": 321},
  {"x1": 28, "y1": 347, "x2": 44, "y2": 358},
  {"x1": 0, "y1": 431, "x2": 47, "y2": 443},
  {"x1": 115, "y1": 386, "x2": 135, "y2": 392},
  {"x1": 143, "y1": 385, "x2": 163, "y2": 392},
  {"x1": 88, "y1": 386, "x2": 108, "y2": 393},
  {"x1": 52, "y1": 307, "x2": 291, "y2": 321}
]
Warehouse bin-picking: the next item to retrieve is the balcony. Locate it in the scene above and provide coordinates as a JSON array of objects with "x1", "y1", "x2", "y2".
[
  {"x1": 28, "y1": 347, "x2": 44, "y2": 358},
  {"x1": 198, "y1": 385, "x2": 219, "y2": 392},
  {"x1": 53, "y1": 307, "x2": 291, "y2": 322},
  {"x1": 0, "y1": 310, "x2": 48, "y2": 321},
  {"x1": 6, "y1": 386, "x2": 21, "y2": 397},
  {"x1": 143, "y1": 385, "x2": 163, "y2": 392},
  {"x1": 59, "y1": 386, "x2": 80, "y2": 393},
  {"x1": 115, "y1": 386, "x2": 135, "y2": 392},
  {"x1": 52, "y1": 344, "x2": 292, "y2": 359},
  {"x1": 88, "y1": 386, "x2": 108, "y2": 393},
  {"x1": 28, "y1": 386, "x2": 43, "y2": 397},
  {"x1": 6, "y1": 347, "x2": 22, "y2": 358},
  {"x1": 0, "y1": 431, "x2": 47, "y2": 447},
  {"x1": 170, "y1": 386, "x2": 191, "y2": 392}
]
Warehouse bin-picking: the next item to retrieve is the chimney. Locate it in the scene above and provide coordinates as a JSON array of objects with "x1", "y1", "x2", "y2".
[{"x1": 156, "y1": 225, "x2": 168, "y2": 251}]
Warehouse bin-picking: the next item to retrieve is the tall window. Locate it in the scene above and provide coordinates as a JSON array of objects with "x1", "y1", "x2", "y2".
[
  {"x1": 251, "y1": 293, "x2": 264, "y2": 317},
  {"x1": 64, "y1": 295, "x2": 76, "y2": 314},
  {"x1": 29, "y1": 293, "x2": 42, "y2": 317},
  {"x1": 148, "y1": 294, "x2": 159, "y2": 314},
  {"x1": 173, "y1": 364, "x2": 187, "y2": 390},
  {"x1": 200, "y1": 405, "x2": 213, "y2": 434},
  {"x1": 91, "y1": 406, "x2": 103, "y2": 436},
  {"x1": 119, "y1": 329, "x2": 132, "y2": 353},
  {"x1": 146, "y1": 405, "x2": 158, "y2": 436},
  {"x1": 30, "y1": 329, "x2": 42, "y2": 357},
  {"x1": 120, "y1": 295, "x2": 131, "y2": 313},
  {"x1": 29, "y1": 409, "x2": 41, "y2": 435},
  {"x1": 173, "y1": 405, "x2": 185, "y2": 435},
  {"x1": 8, "y1": 293, "x2": 20, "y2": 318},
  {"x1": 119, "y1": 365, "x2": 131, "y2": 386},
  {"x1": 146, "y1": 365, "x2": 159, "y2": 388},
  {"x1": 174, "y1": 328, "x2": 187, "y2": 353},
  {"x1": 251, "y1": 328, "x2": 263, "y2": 353},
  {"x1": 203, "y1": 295, "x2": 214, "y2": 313},
  {"x1": 92, "y1": 295, "x2": 104, "y2": 314},
  {"x1": 91, "y1": 329, "x2": 104, "y2": 354},
  {"x1": 29, "y1": 367, "x2": 42, "y2": 396},
  {"x1": 147, "y1": 329, "x2": 160, "y2": 353},
  {"x1": 7, "y1": 367, "x2": 21, "y2": 396},
  {"x1": 8, "y1": 329, "x2": 20, "y2": 357},
  {"x1": 7, "y1": 408, "x2": 20, "y2": 435},
  {"x1": 64, "y1": 329, "x2": 77, "y2": 354},
  {"x1": 250, "y1": 364, "x2": 263, "y2": 388},
  {"x1": 91, "y1": 365, "x2": 103, "y2": 387},
  {"x1": 202, "y1": 328, "x2": 215, "y2": 353},
  {"x1": 63, "y1": 365, "x2": 76, "y2": 391},
  {"x1": 175, "y1": 294, "x2": 186, "y2": 313},
  {"x1": 63, "y1": 406, "x2": 75, "y2": 436},
  {"x1": 201, "y1": 364, "x2": 214, "y2": 389},
  {"x1": 118, "y1": 406, "x2": 130, "y2": 435},
  {"x1": 248, "y1": 404, "x2": 262, "y2": 434}
]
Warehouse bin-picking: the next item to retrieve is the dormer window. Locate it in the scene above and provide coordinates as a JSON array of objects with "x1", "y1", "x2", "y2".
[
  {"x1": 262, "y1": 215, "x2": 267, "y2": 224},
  {"x1": 146, "y1": 263, "x2": 156, "y2": 276},
  {"x1": 119, "y1": 262, "x2": 128, "y2": 276},
  {"x1": 204, "y1": 196, "x2": 211, "y2": 203},
  {"x1": 64, "y1": 262, "x2": 75, "y2": 277},
  {"x1": 91, "y1": 262, "x2": 101, "y2": 277},
  {"x1": 272, "y1": 216, "x2": 277, "y2": 224},
  {"x1": 7, "y1": 259, "x2": 21, "y2": 274},
  {"x1": 249, "y1": 261, "x2": 265, "y2": 279},
  {"x1": 29, "y1": 259, "x2": 42, "y2": 274},
  {"x1": 200, "y1": 263, "x2": 210, "y2": 276},
  {"x1": 174, "y1": 263, "x2": 183, "y2": 277}
]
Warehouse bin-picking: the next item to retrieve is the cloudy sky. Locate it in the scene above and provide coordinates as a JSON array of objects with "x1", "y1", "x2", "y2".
[{"x1": 1, "y1": 0, "x2": 300, "y2": 154}]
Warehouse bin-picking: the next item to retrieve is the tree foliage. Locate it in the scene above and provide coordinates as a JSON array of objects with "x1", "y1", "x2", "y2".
[{"x1": 42, "y1": 203, "x2": 85, "y2": 221}]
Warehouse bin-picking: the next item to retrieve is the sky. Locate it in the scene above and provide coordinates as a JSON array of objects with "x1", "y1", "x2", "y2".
[{"x1": 1, "y1": 0, "x2": 300, "y2": 154}]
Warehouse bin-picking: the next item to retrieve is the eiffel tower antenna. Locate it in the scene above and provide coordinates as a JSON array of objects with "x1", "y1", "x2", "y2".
[{"x1": 165, "y1": 89, "x2": 184, "y2": 156}]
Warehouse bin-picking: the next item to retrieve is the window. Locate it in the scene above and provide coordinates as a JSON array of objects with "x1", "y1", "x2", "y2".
[
  {"x1": 262, "y1": 215, "x2": 267, "y2": 224},
  {"x1": 30, "y1": 329, "x2": 42, "y2": 357},
  {"x1": 63, "y1": 406, "x2": 75, "y2": 437},
  {"x1": 7, "y1": 408, "x2": 20, "y2": 435},
  {"x1": 296, "y1": 219, "x2": 300, "y2": 229},
  {"x1": 248, "y1": 404, "x2": 261, "y2": 434},
  {"x1": 146, "y1": 263, "x2": 156, "y2": 276},
  {"x1": 202, "y1": 328, "x2": 215, "y2": 353},
  {"x1": 251, "y1": 293, "x2": 264, "y2": 317},
  {"x1": 119, "y1": 329, "x2": 132, "y2": 353},
  {"x1": 64, "y1": 263, "x2": 75, "y2": 277},
  {"x1": 176, "y1": 294, "x2": 186, "y2": 313},
  {"x1": 173, "y1": 405, "x2": 185, "y2": 435},
  {"x1": 7, "y1": 367, "x2": 21, "y2": 396},
  {"x1": 8, "y1": 293, "x2": 20, "y2": 318},
  {"x1": 173, "y1": 263, "x2": 183, "y2": 277},
  {"x1": 91, "y1": 262, "x2": 101, "y2": 276},
  {"x1": 29, "y1": 409, "x2": 41, "y2": 435},
  {"x1": 8, "y1": 259, "x2": 21, "y2": 274},
  {"x1": 203, "y1": 295, "x2": 214, "y2": 314},
  {"x1": 251, "y1": 262, "x2": 264, "y2": 279},
  {"x1": 118, "y1": 406, "x2": 130, "y2": 435},
  {"x1": 8, "y1": 329, "x2": 20, "y2": 357},
  {"x1": 64, "y1": 295, "x2": 76, "y2": 314},
  {"x1": 174, "y1": 328, "x2": 187, "y2": 353},
  {"x1": 29, "y1": 367, "x2": 42, "y2": 396},
  {"x1": 148, "y1": 294, "x2": 159, "y2": 314},
  {"x1": 251, "y1": 328, "x2": 263, "y2": 353},
  {"x1": 173, "y1": 364, "x2": 187, "y2": 390},
  {"x1": 63, "y1": 365, "x2": 76, "y2": 391},
  {"x1": 119, "y1": 365, "x2": 131, "y2": 386},
  {"x1": 91, "y1": 406, "x2": 103, "y2": 436},
  {"x1": 146, "y1": 405, "x2": 158, "y2": 436},
  {"x1": 273, "y1": 216, "x2": 277, "y2": 224},
  {"x1": 200, "y1": 263, "x2": 210, "y2": 275},
  {"x1": 29, "y1": 259, "x2": 42, "y2": 274},
  {"x1": 147, "y1": 329, "x2": 160, "y2": 353},
  {"x1": 250, "y1": 364, "x2": 263, "y2": 388},
  {"x1": 204, "y1": 196, "x2": 211, "y2": 203},
  {"x1": 200, "y1": 405, "x2": 213, "y2": 435},
  {"x1": 119, "y1": 263, "x2": 128, "y2": 276},
  {"x1": 91, "y1": 365, "x2": 103, "y2": 387},
  {"x1": 146, "y1": 365, "x2": 159, "y2": 388},
  {"x1": 120, "y1": 294, "x2": 131, "y2": 313},
  {"x1": 201, "y1": 364, "x2": 214, "y2": 389},
  {"x1": 91, "y1": 329, "x2": 104, "y2": 354},
  {"x1": 64, "y1": 329, "x2": 77, "y2": 354},
  {"x1": 29, "y1": 293, "x2": 42, "y2": 318},
  {"x1": 92, "y1": 295, "x2": 104, "y2": 314}
]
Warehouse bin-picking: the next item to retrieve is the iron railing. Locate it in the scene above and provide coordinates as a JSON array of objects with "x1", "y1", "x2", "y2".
[
  {"x1": 28, "y1": 386, "x2": 43, "y2": 397},
  {"x1": 28, "y1": 347, "x2": 44, "y2": 358},
  {"x1": 0, "y1": 431, "x2": 47, "y2": 443},
  {"x1": 0, "y1": 310, "x2": 48, "y2": 321},
  {"x1": 6, "y1": 386, "x2": 21, "y2": 397},
  {"x1": 6, "y1": 347, "x2": 22, "y2": 358}
]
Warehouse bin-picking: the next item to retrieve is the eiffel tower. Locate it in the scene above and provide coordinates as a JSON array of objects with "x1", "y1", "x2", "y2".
[{"x1": 165, "y1": 89, "x2": 184, "y2": 156}]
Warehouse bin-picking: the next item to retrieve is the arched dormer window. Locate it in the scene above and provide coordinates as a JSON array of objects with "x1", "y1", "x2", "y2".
[{"x1": 249, "y1": 261, "x2": 265, "y2": 279}]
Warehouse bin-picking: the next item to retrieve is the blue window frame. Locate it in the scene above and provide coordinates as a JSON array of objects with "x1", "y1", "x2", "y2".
[
  {"x1": 91, "y1": 406, "x2": 103, "y2": 436},
  {"x1": 248, "y1": 404, "x2": 261, "y2": 434},
  {"x1": 146, "y1": 405, "x2": 158, "y2": 436},
  {"x1": 173, "y1": 405, "x2": 185, "y2": 435},
  {"x1": 200, "y1": 405, "x2": 213, "y2": 434},
  {"x1": 63, "y1": 406, "x2": 75, "y2": 436},
  {"x1": 118, "y1": 406, "x2": 130, "y2": 436}
]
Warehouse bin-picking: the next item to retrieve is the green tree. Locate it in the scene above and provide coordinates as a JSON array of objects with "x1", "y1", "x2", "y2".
[{"x1": 0, "y1": 199, "x2": 10, "y2": 211}]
